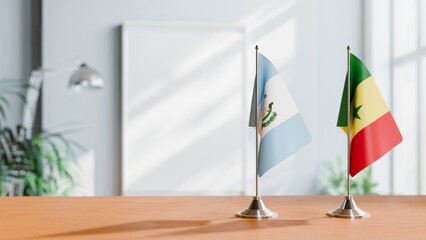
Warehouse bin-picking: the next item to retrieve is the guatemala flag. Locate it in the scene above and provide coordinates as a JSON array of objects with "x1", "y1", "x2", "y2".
[{"x1": 249, "y1": 53, "x2": 311, "y2": 177}]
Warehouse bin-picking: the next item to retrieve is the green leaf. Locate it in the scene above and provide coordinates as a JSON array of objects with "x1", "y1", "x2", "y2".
[
  {"x1": 0, "y1": 105, "x2": 7, "y2": 122},
  {"x1": 0, "y1": 120, "x2": 81, "y2": 196},
  {"x1": 0, "y1": 96, "x2": 11, "y2": 108},
  {"x1": 24, "y1": 173, "x2": 38, "y2": 195}
]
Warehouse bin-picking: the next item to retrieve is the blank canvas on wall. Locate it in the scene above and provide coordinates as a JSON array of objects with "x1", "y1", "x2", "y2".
[{"x1": 121, "y1": 21, "x2": 247, "y2": 195}]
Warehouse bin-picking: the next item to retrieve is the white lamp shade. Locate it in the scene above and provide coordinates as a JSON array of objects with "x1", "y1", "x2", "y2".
[{"x1": 69, "y1": 63, "x2": 104, "y2": 90}]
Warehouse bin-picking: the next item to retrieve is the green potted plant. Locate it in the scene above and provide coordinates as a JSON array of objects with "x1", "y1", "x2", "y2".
[
  {"x1": 0, "y1": 78, "x2": 80, "y2": 196},
  {"x1": 318, "y1": 156, "x2": 378, "y2": 195}
]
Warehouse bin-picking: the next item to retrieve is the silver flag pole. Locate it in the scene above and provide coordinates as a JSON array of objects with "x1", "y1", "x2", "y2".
[
  {"x1": 327, "y1": 46, "x2": 369, "y2": 219},
  {"x1": 236, "y1": 45, "x2": 277, "y2": 219}
]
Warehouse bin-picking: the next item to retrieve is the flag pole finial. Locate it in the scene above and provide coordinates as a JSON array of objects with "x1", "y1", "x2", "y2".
[
  {"x1": 255, "y1": 45, "x2": 259, "y2": 50},
  {"x1": 347, "y1": 45, "x2": 351, "y2": 51}
]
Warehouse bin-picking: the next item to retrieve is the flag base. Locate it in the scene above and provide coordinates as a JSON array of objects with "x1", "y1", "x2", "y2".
[
  {"x1": 236, "y1": 196, "x2": 278, "y2": 219},
  {"x1": 327, "y1": 195, "x2": 370, "y2": 219}
]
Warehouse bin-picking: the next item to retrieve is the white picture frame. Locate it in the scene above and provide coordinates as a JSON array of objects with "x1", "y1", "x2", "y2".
[{"x1": 121, "y1": 21, "x2": 248, "y2": 195}]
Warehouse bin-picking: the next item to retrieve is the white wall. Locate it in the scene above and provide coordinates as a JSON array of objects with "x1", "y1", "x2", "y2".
[
  {"x1": 0, "y1": 0, "x2": 32, "y2": 127},
  {"x1": 365, "y1": 0, "x2": 426, "y2": 195},
  {"x1": 42, "y1": 0, "x2": 363, "y2": 195}
]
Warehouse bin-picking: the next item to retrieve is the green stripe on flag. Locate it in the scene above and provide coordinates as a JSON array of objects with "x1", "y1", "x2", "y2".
[{"x1": 337, "y1": 53, "x2": 372, "y2": 127}]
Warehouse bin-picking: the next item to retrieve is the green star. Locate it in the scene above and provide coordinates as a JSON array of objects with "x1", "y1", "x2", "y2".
[{"x1": 353, "y1": 105, "x2": 362, "y2": 120}]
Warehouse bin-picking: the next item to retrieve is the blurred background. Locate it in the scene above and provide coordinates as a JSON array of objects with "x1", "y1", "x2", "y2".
[{"x1": 0, "y1": 0, "x2": 424, "y2": 196}]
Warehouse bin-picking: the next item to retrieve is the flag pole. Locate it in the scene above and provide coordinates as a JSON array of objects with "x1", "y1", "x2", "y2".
[
  {"x1": 236, "y1": 45, "x2": 277, "y2": 219},
  {"x1": 255, "y1": 45, "x2": 259, "y2": 198},
  {"x1": 326, "y1": 46, "x2": 369, "y2": 218},
  {"x1": 346, "y1": 46, "x2": 351, "y2": 198}
]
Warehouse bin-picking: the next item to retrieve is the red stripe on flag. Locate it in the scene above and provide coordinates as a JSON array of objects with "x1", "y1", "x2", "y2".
[{"x1": 350, "y1": 111, "x2": 402, "y2": 177}]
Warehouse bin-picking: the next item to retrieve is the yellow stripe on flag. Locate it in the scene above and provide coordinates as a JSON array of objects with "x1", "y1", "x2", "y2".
[{"x1": 341, "y1": 76, "x2": 389, "y2": 139}]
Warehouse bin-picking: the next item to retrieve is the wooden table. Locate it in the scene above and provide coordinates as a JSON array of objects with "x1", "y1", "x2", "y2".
[{"x1": 1, "y1": 196, "x2": 425, "y2": 239}]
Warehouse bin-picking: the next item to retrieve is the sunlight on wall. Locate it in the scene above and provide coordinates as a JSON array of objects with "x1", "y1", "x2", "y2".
[
  {"x1": 172, "y1": 31, "x2": 244, "y2": 79},
  {"x1": 121, "y1": 0, "x2": 361, "y2": 196},
  {"x1": 241, "y1": 0, "x2": 294, "y2": 32},
  {"x1": 41, "y1": 0, "x2": 365, "y2": 196}
]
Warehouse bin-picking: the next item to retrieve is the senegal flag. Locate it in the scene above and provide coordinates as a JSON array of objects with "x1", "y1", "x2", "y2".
[{"x1": 337, "y1": 53, "x2": 402, "y2": 177}]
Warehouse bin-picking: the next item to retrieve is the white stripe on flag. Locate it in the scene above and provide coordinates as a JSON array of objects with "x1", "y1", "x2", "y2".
[{"x1": 259, "y1": 74, "x2": 299, "y2": 138}]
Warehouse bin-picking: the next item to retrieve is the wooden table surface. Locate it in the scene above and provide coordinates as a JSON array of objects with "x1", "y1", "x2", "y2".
[{"x1": 1, "y1": 196, "x2": 425, "y2": 240}]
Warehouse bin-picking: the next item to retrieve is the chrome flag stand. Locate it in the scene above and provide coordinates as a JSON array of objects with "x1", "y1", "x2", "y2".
[
  {"x1": 236, "y1": 196, "x2": 277, "y2": 218},
  {"x1": 236, "y1": 45, "x2": 277, "y2": 219},
  {"x1": 327, "y1": 46, "x2": 369, "y2": 219}
]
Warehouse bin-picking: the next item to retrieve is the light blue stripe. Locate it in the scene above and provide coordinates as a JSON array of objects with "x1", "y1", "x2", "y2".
[
  {"x1": 258, "y1": 113, "x2": 311, "y2": 177},
  {"x1": 257, "y1": 53, "x2": 278, "y2": 105}
]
